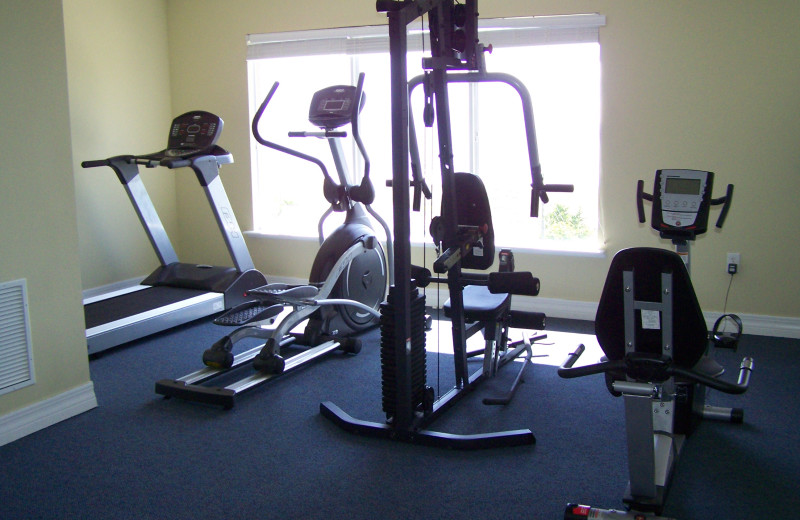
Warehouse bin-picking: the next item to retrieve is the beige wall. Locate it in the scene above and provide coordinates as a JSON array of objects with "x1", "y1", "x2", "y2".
[
  {"x1": 0, "y1": 0, "x2": 90, "y2": 416},
  {"x1": 66, "y1": 0, "x2": 174, "y2": 289},
  {"x1": 1, "y1": 0, "x2": 798, "y2": 434},
  {"x1": 163, "y1": 0, "x2": 800, "y2": 319}
]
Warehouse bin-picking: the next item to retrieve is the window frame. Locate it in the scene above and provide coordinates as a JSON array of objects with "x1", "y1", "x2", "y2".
[{"x1": 246, "y1": 13, "x2": 605, "y2": 253}]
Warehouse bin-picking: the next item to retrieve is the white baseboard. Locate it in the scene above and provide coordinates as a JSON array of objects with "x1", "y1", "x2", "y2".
[
  {"x1": 0, "y1": 382, "x2": 98, "y2": 447},
  {"x1": 82, "y1": 276, "x2": 146, "y2": 301}
]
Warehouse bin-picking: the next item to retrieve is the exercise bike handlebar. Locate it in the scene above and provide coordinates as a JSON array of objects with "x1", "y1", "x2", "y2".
[
  {"x1": 637, "y1": 178, "x2": 734, "y2": 229},
  {"x1": 251, "y1": 82, "x2": 339, "y2": 189},
  {"x1": 636, "y1": 179, "x2": 652, "y2": 224},
  {"x1": 559, "y1": 345, "x2": 754, "y2": 395},
  {"x1": 674, "y1": 356, "x2": 753, "y2": 394},
  {"x1": 712, "y1": 183, "x2": 734, "y2": 228}
]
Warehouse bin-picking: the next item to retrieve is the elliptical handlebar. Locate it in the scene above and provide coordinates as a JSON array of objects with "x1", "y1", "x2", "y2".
[
  {"x1": 350, "y1": 73, "x2": 369, "y2": 181},
  {"x1": 251, "y1": 82, "x2": 339, "y2": 191},
  {"x1": 348, "y1": 73, "x2": 378, "y2": 206}
]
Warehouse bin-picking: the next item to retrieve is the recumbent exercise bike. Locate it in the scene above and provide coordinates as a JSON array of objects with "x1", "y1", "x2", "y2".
[{"x1": 559, "y1": 169, "x2": 754, "y2": 519}]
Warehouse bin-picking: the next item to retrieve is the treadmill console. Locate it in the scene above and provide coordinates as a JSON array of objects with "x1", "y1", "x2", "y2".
[
  {"x1": 650, "y1": 169, "x2": 713, "y2": 238},
  {"x1": 165, "y1": 111, "x2": 224, "y2": 157},
  {"x1": 308, "y1": 85, "x2": 364, "y2": 130}
]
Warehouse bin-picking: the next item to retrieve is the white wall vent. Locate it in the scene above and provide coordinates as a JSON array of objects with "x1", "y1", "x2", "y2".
[{"x1": 0, "y1": 279, "x2": 35, "y2": 396}]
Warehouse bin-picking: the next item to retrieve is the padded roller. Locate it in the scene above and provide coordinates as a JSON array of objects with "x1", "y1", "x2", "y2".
[
  {"x1": 488, "y1": 271, "x2": 540, "y2": 296},
  {"x1": 508, "y1": 310, "x2": 546, "y2": 330}
]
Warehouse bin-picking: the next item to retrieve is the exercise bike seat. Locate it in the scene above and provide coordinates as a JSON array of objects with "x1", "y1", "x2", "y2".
[
  {"x1": 247, "y1": 283, "x2": 320, "y2": 301},
  {"x1": 443, "y1": 285, "x2": 511, "y2": 323}
]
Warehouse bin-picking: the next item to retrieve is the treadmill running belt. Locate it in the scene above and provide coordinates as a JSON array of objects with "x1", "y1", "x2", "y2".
[{"x1": 84, "y1": 286, "x2": 212, "y2": 329}]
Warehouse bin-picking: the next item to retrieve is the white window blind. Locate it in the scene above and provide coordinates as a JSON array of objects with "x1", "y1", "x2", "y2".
[{"x1": 246, "y1": 14, "x2": 605, "y2": 60}]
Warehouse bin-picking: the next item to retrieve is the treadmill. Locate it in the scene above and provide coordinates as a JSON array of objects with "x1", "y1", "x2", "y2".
[{"x1": 81, "y1": 111, "x2": 266, "y2": 355}]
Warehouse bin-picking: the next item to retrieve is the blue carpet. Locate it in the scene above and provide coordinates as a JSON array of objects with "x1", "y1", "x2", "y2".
[{"x1": 0, "y1": 317, "x2": 797, "y2": 519}]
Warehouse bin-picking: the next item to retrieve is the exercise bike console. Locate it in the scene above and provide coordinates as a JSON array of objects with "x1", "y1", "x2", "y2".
[{"x1": 638, "y1": 169, "x2": 733, "y2": 241}]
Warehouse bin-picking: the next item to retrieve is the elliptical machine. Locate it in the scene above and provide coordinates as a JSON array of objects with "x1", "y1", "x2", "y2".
[{"x1": 155, "y1": 73, "x2": 392, "y2": 408}]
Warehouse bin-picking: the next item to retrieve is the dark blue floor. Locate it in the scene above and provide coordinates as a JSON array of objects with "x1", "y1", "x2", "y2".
[{"x1": 0, "y1": 316, "x2": 797, "y2": 519}]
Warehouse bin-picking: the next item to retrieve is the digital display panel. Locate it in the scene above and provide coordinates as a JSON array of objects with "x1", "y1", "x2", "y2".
[
  {"x1": 323, "y1": 99, "x2": 346, "y2": 111},
  {"x1": 665, "y1": 177, "x2": 701, "y2": 195}
]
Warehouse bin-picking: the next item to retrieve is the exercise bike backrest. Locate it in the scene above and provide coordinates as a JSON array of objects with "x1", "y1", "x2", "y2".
[{"x1": 560, "y1": 247, "x2": 753, "y2": 396}]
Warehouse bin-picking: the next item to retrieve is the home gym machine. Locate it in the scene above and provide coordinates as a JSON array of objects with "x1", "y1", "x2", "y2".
[
  {"x1": 320, "y1": 0, "x2": 573, "y2": 449},
  {"x1": 558, "y1": 169, "x2": 754, "y2": 518},
  {"x1": 82, "y1": 111, "x2": 266, "y2": 355},
  {"x1": 155, "y1": 74, "x2": 392, "y2": 409}
]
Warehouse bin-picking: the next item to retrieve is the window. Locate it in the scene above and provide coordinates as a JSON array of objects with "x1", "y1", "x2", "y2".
[{"x1": 247, "y1": 14, "x2": 604, "y2": 251}]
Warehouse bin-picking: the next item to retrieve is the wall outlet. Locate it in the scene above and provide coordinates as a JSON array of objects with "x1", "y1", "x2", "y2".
[{"x1": 727, "y1": 253, "x2": 740, "y2": 274}]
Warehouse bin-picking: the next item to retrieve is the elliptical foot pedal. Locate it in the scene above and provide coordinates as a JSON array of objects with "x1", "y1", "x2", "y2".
[
  {"x1": 252, "y1": 352, "x2": 285, "y2": 374},
  {"x1": 213, "y1": 301, "x2": 284, "y2": 326}
]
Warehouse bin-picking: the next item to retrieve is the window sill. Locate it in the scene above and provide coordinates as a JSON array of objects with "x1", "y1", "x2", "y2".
[{"x1": 245, "y1": 231, "x2": 605, "y2": 258}]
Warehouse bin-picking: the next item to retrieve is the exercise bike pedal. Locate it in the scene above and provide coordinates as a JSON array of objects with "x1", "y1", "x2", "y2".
[{"x1": 213, "y1": 301, "x2": 284, "y2": 326}]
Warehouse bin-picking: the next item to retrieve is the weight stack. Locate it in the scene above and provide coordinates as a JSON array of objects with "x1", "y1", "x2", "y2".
[{"x1": 380, "y1": 286, "x2": 428, "y2": 419}]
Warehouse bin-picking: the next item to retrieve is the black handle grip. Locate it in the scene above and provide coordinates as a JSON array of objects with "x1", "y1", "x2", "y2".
[
  {"x1": 713, "y1": 184, "x2": 734, "y2": 229},
  {"x1": 543, "y1": 184, "x2": 574, "y2": 193},
  {"x1": 563, "y1": 344, "x2": 585, "y2": 368},
  {"x1": 636, "y1": 179, "x2": 654, "y2": 223},
  {"x1": 81, "y1": 159, "x2": 109, "y2": 168},
  {"x1": 252, "y1": 82, "x2": 338, "y2": 189},
  {"x1": 376, "y1": 0, "x2": 400, "y2": 12},
  {"x1": 160, "y1": 158, "x2": 190, "y2": 169}
]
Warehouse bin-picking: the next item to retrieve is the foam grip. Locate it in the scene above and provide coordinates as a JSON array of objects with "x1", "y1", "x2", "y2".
[
  {"x1": 509, "y1": 310, "x2": 546, "y2": 330},
  {"x1": 488, "y1": 271, "x2": 540, "y2": 296}
]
